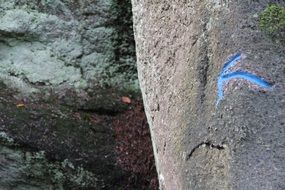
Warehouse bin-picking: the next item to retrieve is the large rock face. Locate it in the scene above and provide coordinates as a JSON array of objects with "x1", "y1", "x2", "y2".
[
  {"x1": 0, "y1": 0, "x2": 138, "y2": 104},
  {"x1": 0, "y1": 81, "x2": 124, "y2": 189},
  {"x1": 0, "y1": 0, "x2": 145, "y2": 189},
  {"x1": 132, "y1": 0, "x2": 285, "y2": 189}
]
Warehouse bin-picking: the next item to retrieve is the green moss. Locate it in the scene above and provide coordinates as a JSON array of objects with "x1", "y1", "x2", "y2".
[
  {"x1": 259, "y1": 4, "x2": 285, "y2": 42},
  {"x1": 105, "y1": 0, "x2": 139, "y2": 94}
]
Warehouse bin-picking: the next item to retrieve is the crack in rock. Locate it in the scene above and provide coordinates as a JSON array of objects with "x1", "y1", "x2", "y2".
[{"x1": 186, "y1": 142, "x2": 225, "y2": 161}]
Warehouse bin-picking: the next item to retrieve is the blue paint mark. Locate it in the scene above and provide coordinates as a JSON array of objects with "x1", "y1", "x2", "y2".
[
  {"x1": 222, "y1": 53, "x2": 242, "y2": 74},
  {"x1": 216, "y1": 53, "x2": 273, "y2": 106}
]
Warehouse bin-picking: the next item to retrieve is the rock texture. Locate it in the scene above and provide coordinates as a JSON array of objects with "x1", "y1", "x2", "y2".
[
  {"x1": 0, "y1": 144, "x2": 101, "y2": 190},
  {"x1": 0, "y1": 0, "x2": 145, "y2": 189},
  {"x1": 0, "y1": 78, "x2": 158, "y2": 189},
  {"x1": 132, "y1": 0, "x2": 285, "y2": 189},
  {"x1": 0, "y1": 0, "x2": 138, "y2": 104},
  {"x1": 0, "y1": 82, "x2": 123, "y2": 189}
]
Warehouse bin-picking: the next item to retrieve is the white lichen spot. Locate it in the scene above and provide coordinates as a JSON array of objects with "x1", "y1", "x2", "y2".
[
  {"x1": 159, "y1": 173, "x2": 165, "y2": 182},
  {"x1": 0, "y1": 132, "x2": 14, "y2": 143},
  {"x1": 207, "y1": 0, "x2": 229, "y2": 10}
]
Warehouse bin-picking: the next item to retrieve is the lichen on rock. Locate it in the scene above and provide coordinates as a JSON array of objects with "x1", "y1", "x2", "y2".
[
  {"x1": 0, "y1": 0, "x2": 139, "y2": 106},
  {"x1": 0, "y1": 81, "x2": 126, "y2": 189},
  {"x1": 0, "y1": 143, "x2": 102, "y2": 190},
  {"x1": 259, "y1": 4, "x2": 285, "y2": 43}
]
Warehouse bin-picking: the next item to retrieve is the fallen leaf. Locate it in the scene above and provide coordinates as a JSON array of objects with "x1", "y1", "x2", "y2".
[
  {"x1": 121, "y1": 96, "x2": 131, "y2": 104},
  {"x1": 16, "y1": 103, "x2": 25, "y2": 108}
]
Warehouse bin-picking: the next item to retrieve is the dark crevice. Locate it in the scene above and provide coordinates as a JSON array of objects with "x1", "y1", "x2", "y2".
[
  {"x1": 196, "y1": 20, "x2": 210, "y2": 106},
  {"x1": 7, "y1": 70, "x2": 53, "y2": 87},
  {"x1": 186, "y1": 142, "x2": 225, "y2": 161},
  {"x1": 110, "y1": 0, "x2": 137, "y2": 74},
  {"x1": 0, "y1": 39, "x2": 13, "y2": 47},
  {"x1": 77, "y1": 108, "x2": 120, "y2": 116},
  {"x1": 163, "y1": 142, "x2": 166, "y2": 153},
  {"x1": 198, "y1": 49, "x2": 210, "y2": 105},
  {"x1": 0, "y1": 29, "x2": 40, "y2": 42}
]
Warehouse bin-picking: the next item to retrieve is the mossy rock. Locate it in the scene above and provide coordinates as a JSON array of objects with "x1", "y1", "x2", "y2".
[
  {"x1": 259, "y1": 4, "x2": 285, "y2": 43},
  {"x1": 0, "y1": 86, "x2": 126, "y2": 189}
]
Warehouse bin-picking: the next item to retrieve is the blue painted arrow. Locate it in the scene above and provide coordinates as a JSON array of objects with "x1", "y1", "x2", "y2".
[{"x1": 216, "y1": 53, "x2": 273, "y2": 107}]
